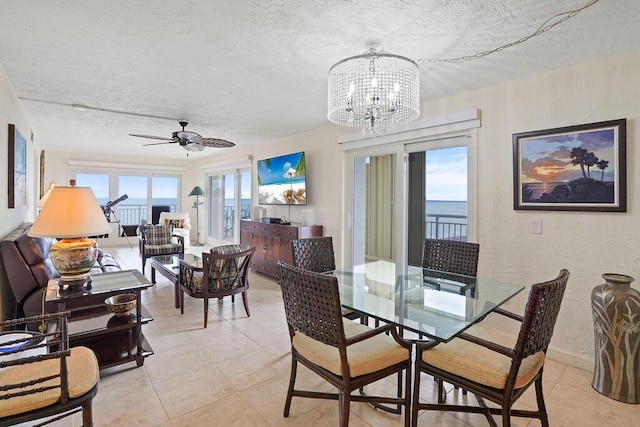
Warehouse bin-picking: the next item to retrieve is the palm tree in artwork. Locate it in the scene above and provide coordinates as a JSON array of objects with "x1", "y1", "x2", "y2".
[
  {"x1": 570, "y1": 147, "x2": 589, "y2": 179},
  {"x1": 596, "y1": 159, "x2": 609, "y2": 181},
  {"x1": 585, "y1": 152, "x2": 599, "y2": 179}
]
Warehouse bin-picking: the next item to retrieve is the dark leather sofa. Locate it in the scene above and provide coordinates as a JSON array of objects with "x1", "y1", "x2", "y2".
[{"x1": 0, "y1": 222, "x2": 121, "y2": 320}]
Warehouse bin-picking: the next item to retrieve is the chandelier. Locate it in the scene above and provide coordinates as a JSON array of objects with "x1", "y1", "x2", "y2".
[{"x1": 327, "y1": 47, "x2": 420, "y2": 136}]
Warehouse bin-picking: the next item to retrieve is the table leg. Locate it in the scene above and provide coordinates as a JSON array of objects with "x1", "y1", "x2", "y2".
[
  {"x1": 151, "y1": 267, "x2": 156, "y2": 284},
  {"x1": 174, "y1": 278, "x2": 180, "y2": 309}
]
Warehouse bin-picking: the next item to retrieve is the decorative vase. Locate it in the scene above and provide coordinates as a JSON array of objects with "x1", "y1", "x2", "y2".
[
  {"x1": 591, "y1": 273, "x2": 640, "y2": 403},
  {"x1": 301, "y1": 209, "x2": 316, "y2": 226}
]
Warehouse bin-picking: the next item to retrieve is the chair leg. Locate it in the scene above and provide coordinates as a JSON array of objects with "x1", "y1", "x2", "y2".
[
  {"x1": 141, "y1": 256, "x2": 146, "y2": 272},
  {"x1": 338, "y1": 390, "x2": 351, "y2": 427},
  {"x1": 180, "y1": 289, "x2": 185, "y2": 315},
  {"x1": 82, "y1": 402, "x2": 93, "y2": 427},
  {"x1": 535, "y1": 375, "x2": 549, "y2": 427},
  {"x1": 283, "y1": 356, "x2": 298, "y2": 417},
  {"x1": 241, "y1": 291, "x2": 250, "y2": 317},
  {"x1": 204, "y1": 295, "x2": 209, "y2": 328},
  {"x1": 412, "y1": 367, "x2": 423, "y2": 427}
]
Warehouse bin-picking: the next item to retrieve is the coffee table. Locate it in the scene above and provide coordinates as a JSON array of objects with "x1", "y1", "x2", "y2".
[
  {"x1": 45, "y1": 269, "x2": 154, "y2": 369},
  {"x1": 151, "y1": 253, "x2": 202, "y2": 309}
]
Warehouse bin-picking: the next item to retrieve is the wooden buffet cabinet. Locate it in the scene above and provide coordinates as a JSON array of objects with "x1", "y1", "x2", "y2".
[{"x1": 240, "y1": 219, "x2": 323, "y2": 278}]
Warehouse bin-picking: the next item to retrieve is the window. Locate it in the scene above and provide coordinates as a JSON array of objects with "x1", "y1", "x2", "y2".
[{"x1": 207, "y1": 168, "x2": 252, "y2": 243}]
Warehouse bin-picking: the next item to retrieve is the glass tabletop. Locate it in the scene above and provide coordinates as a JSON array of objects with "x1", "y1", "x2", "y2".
[
  {"x1": 153, "y1": 253, "x2": 203, "y2": 269},
  {"x1": 46, "y1": 269, "x2": 152, "y2": 303},
  {"x1": 332, "y1": 260, "x2": 525, "y2": 342}
]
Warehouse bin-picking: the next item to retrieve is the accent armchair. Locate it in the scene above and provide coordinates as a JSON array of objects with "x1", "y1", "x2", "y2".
[
  {"x1": 139, "y1": 224, "x2": 184, "y2": 272},
  {"x1": 179, "y1": 244, "x2": 255, "y2": 328},
  {"x1": 158, "y1": 211, "x2": 192, "y2": 248}
]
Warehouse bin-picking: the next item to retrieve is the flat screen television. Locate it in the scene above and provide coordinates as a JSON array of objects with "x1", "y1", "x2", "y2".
[{"x1": 257, "y1": 151, "x2": 306, "y2": 205}]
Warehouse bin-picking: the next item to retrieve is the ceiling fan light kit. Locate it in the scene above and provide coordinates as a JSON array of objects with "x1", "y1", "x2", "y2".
[
  {"x1": 328, "y1": 47, "x2": 420, "y2": 137},
  {"x1": 129, "y1": 121, "x2": 235, "y2": 152}
]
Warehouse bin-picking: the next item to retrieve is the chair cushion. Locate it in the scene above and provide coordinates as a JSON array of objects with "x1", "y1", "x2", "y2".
[
  {"x1": 423, "y1": 324, "x2": 545, "y2": 389},
  {"x1": 144, "y1": 243, "x2": 183, "y2": 255},
  {"x1": 0, "y1": 346, "x2": 99, "y2": 418},
  {"x1": 292, "y1": 321, "x2": 409, "y2": 378}
]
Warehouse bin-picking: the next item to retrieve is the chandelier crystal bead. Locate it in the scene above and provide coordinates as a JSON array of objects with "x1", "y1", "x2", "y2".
[{"x1": 328, "y1": 48, "x2": 420, "y2": 136}]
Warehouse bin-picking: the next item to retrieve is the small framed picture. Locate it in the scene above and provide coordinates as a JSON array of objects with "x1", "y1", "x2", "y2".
[{"x1": 513, "y1": 119, "x2": 626, "y2": 212}]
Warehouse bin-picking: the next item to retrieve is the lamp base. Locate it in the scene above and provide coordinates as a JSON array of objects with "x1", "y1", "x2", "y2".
[
  {"x1": 50, "y1": 238, "x2": 99, "y2": 290},
  {"x1": 192, "y1": 242, "x2": 204, "y2": 247}
]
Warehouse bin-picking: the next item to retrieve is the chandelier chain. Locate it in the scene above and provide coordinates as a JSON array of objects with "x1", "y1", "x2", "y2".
[{"x1": 419, "y1": 0, "x2": 601, "y2": 64}]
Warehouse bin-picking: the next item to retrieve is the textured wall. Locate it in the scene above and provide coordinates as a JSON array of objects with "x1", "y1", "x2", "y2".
[{"x1": 0, "y1": 63, "x2": 35, "y2": 321}]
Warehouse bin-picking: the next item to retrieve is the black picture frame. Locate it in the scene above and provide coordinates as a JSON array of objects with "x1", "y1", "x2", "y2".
[
  {"x1": 8, "y1": 124, "x2": 27, "y2": 209},
  {"x1": 513, "y1": 119, "x2": 626, "y2": 212}
]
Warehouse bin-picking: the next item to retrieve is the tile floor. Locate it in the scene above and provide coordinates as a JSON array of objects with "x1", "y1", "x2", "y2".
[{"x1": 50, "y1": 245, "x2": 640, "y2": 426}]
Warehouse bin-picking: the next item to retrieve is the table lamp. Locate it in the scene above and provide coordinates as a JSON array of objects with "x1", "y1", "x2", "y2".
[
  {"x1": 188, "y1": 185, "x2": 205, "y2": 246},
  {"x1": 37, "y1": 181, "x2": 57, "y2": 209},
  {"x1": 28, "y1": 181, "x2": 111, "y2": 289}
]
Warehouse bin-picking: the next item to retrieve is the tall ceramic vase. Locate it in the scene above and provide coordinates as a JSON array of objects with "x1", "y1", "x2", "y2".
[{"x1": 591, "y1": 273, "x2": 640, "y2": 403}]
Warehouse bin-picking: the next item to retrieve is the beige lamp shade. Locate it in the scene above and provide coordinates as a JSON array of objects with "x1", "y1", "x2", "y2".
[
  {"x1": 37, "y1": 181, "x2": 57, "y2": 208},
  {"x1": 29, "y1": 186, "x2": 111, "y2": 238}
]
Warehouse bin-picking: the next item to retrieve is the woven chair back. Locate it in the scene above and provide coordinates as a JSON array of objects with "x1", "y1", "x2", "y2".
[
  {"x1": 278, "y1": 261, "x2": 345, "y2": 347},
  {"x1": 291, "y1": 237, "x2": 336, "y2": 273},
  {"x1": 422, "y1": 238, "x2": 479, "y2": 276},
  {"x1": 514, "y1": 269, "x2": 569, "y2": 359}
]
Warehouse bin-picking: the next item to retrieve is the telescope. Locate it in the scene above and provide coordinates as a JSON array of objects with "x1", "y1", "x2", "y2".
[{"x1": 103, "y1": 194, "x2": 128, "y2": 213}]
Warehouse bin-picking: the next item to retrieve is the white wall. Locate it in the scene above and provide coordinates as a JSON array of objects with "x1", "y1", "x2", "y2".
[
  {"x1": 0, "y1": 63, "x2": 36, "y2": 321},
  {"x1": 420, "y1": 49, "x2": 640, "y2": 369}
]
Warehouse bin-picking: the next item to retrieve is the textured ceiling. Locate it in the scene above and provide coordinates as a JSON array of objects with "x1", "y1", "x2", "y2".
[{"x1": 0, "y1": 0, "x2": 638, "y2": 160}]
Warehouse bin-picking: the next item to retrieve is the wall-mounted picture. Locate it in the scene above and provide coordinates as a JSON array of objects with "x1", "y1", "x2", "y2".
[
  {"x1": 8, "y1": 124, "x2": 27, "y2": 209},
  {"x1": 257, "y1": 151, "x2": 307, "y2": 205},
  {"x1": 513, "y1": 119, "x2": 626, "y2": 212}
]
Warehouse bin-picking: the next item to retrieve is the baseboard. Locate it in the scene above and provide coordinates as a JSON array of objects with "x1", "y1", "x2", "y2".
[{"x1": 547, "y1": 346, "x2": 593, "y2": 372}]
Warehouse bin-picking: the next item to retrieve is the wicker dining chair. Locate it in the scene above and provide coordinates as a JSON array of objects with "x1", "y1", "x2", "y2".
[
  {"x1": 0, "y1": 311, "x2": 99, "y2": 427},
  {"x1": 277, "y1": 261, "x2": 412, "y2": 427},
  {"x1": 422, "y1": 238, "x2": 479, "y2": 277},
  {"x1": 290, "y1": 236, "x2": 363, "y2": 322},
  {"x1": 411, "y1": 269, "x2": 570, "y2": 427}
]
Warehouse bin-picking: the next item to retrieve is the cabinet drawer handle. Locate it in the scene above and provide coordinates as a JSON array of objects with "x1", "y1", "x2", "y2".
[{"x1": 262, "y1": 243, "x2": 268, "y2": 253}]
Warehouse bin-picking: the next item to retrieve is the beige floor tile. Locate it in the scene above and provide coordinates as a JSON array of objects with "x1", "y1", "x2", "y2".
[
  {"x1": 153, "y1": 364, "x2": 235, "y2": 420},
  {"x1": 214, "y1": 347, "x2": 291, "y2": 390},
  {"x1": 171, "y1": 393, "x2": 271, "y2": 426}
]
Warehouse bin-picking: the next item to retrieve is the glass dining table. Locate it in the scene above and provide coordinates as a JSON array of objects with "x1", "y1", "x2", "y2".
[{"x1": 332, "y1": 260, "x2": 525, "y2": 343}]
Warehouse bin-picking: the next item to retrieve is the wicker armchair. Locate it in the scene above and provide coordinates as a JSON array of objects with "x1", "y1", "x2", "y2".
[
  {"x1": 179, "y1": 244, "x2": 255, "y2": 328},
  {"x1": 277, "y1": 262, "x2": 412, "y2": 427},
  {"x1": 0, "y1": 311, "x2": 99, "y2": 427},
  {"x1": 139, "y1": 224, "x2": 184, "y2": 272},
  {"x1": 290, "y1": 237, "x2": 362, "y2": 322},
  {"x1": 411, "y1": 269, "x2": 570, "y2": 427}
]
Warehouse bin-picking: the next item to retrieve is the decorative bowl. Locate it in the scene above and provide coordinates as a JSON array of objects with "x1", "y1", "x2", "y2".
[{"x1": 104, "y1": 294, "x2": 137, "y2": 317}]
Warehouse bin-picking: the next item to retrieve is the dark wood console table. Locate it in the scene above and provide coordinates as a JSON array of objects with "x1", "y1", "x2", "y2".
[
  {"x1": 240, "y1": 219, "x2": 323, "y2": 278},
  {"x1": 45, "y1": 270, "x2": 154, "y2": 369}
]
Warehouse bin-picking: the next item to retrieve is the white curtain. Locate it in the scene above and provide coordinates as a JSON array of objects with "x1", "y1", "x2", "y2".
[{"x1": 365, "y1": 154, "x2": 395, "y2": 260}]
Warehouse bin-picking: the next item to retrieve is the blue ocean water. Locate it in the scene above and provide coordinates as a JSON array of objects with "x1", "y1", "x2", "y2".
[{"x1": 425, "y1": 200, "x2": 467, "y2": 217}]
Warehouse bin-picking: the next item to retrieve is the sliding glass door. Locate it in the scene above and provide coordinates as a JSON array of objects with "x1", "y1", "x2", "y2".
[{"x1": 207, "y1": 168, "x2": 251, "y2": 243}]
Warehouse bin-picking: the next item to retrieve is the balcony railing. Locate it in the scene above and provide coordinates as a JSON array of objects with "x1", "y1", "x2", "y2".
[
  {"x1": 426, "y1": 214, "x2": 467, "y2": 241},
  {"x1": 114, "y1": 204, "x2": 177, "y2": 225}
]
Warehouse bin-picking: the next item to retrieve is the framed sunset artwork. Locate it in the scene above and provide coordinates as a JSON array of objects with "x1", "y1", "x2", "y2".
[{"x1": 513, "y1": 119, "x2": 626, "y2": 212}]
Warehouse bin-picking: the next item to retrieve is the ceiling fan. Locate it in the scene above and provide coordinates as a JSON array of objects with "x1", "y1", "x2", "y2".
[{"x1": 129, "y1": 121, "x2": 235, "y2": 152}]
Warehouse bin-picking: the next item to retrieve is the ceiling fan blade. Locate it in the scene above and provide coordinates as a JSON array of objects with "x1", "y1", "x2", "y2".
[
  {"x1": 142, "y1": 141, "x2": 173, "y2": 146},
  {"x1": 129, "y1": 133, "x2": 174, "y2": 141},
  {"x1": 201, "y1": 138, "x2": 236, "y2": 148},
  {"x1": 183, "y1": 142, "x2": 204, "y2": 152}
]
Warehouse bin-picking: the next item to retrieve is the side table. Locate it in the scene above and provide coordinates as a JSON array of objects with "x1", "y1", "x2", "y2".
[{"x1": 45, "y1": 269, "x2": 154, "y2": 369}]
